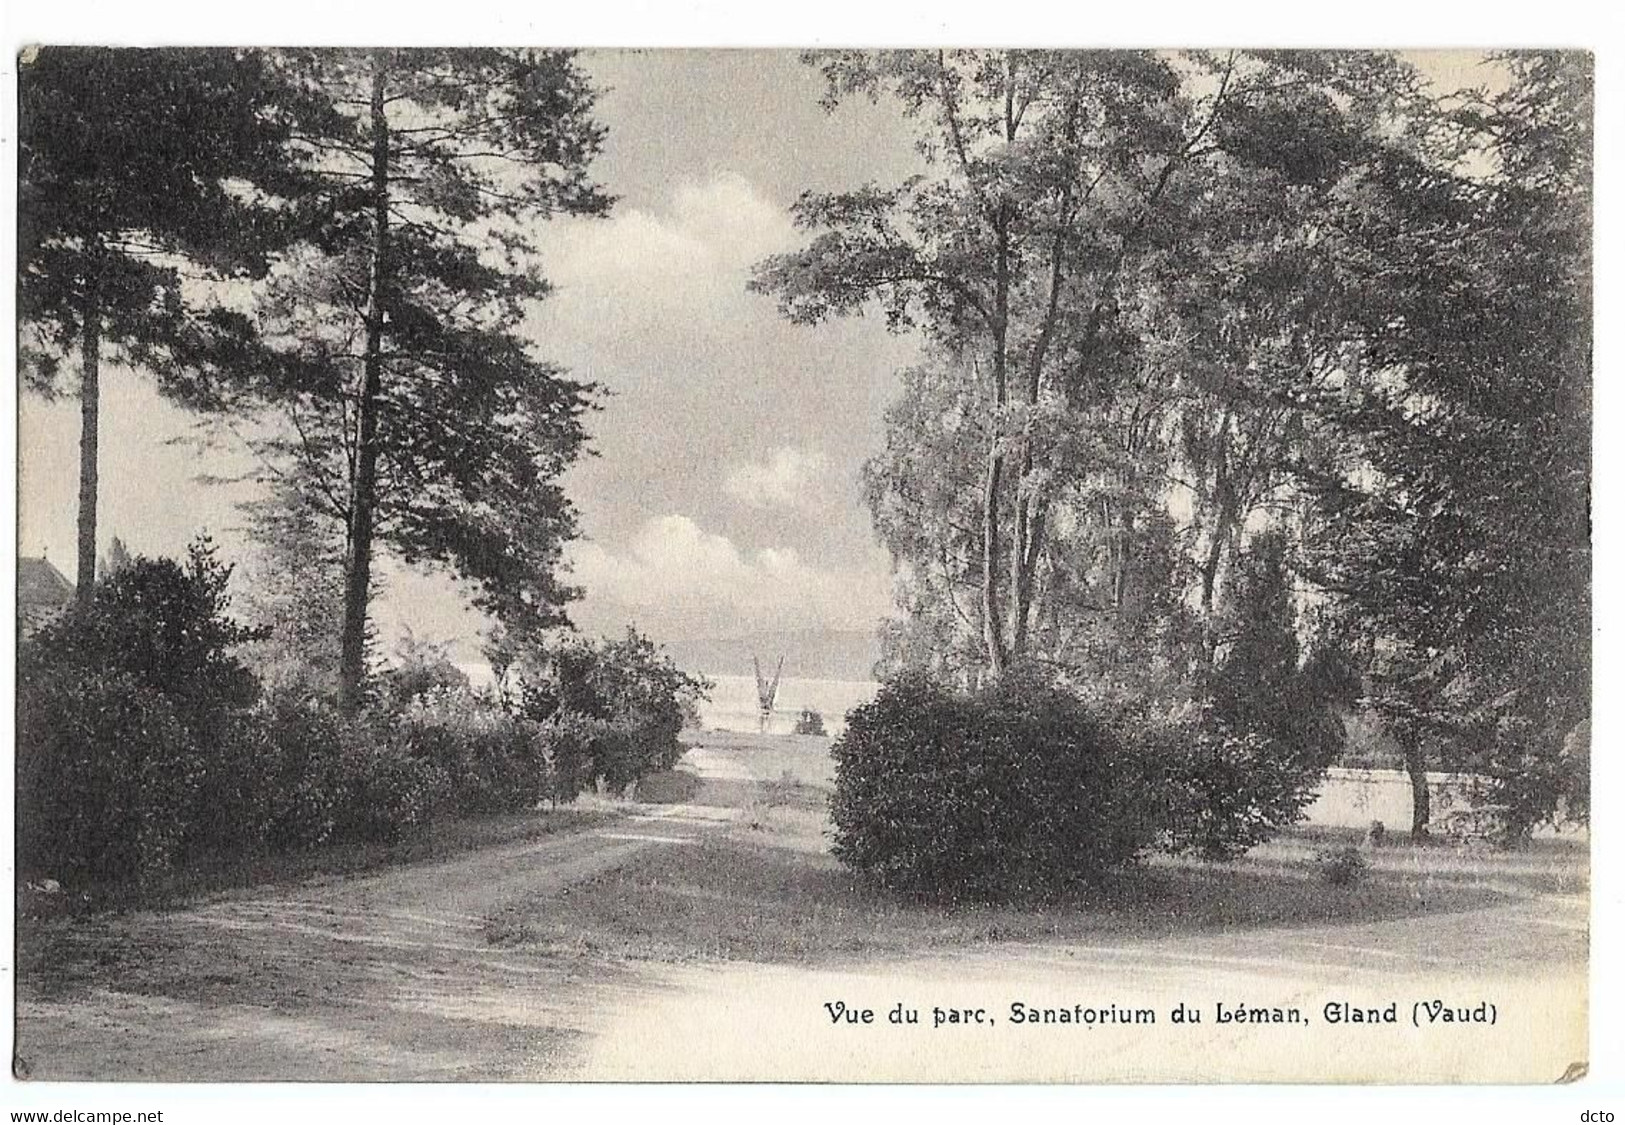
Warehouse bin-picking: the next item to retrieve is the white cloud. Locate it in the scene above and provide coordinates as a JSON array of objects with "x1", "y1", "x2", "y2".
[
  {"x1": 536, "y1": 172, "x2": 795, "y2": 311},
  {"x1": 668, "y1": 175, "x2": 793, "y2": 264},
  {"x1": 722, "y1": 446, "x2": 830, "y2": 509},
  {"x1": 568, "y1": 514, "x2": 890, "y2": 635}
]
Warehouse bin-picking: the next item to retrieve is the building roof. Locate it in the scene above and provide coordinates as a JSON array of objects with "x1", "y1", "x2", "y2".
[{"x1": 18, "y1": 556, "x2": 75, "y2": 608}]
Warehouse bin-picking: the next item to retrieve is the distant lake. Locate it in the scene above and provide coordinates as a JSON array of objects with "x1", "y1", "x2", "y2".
[
  {"x1": 455, "y1": 663, "x2": 879, "y2": 738},
  {"x1": 696, "y1": 674, "x2": 879, "y2": 737}
]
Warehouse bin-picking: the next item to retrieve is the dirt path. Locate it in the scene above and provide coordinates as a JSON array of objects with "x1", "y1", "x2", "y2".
[{"x1": 15, "y1": 801, "x2": 736, "y2": 1081}]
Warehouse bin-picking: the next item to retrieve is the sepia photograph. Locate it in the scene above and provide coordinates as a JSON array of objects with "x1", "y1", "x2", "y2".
[{"x1": 6, "y1": 27, "x2": 1600, "y2": 1106}]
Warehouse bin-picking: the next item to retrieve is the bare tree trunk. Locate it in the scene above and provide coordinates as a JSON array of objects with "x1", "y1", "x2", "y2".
[
  {"x1": 338, "y1": 58, "x2": 390, "y2": 713},
  {"x1": 1196, "y1": 412, "x2": 1237, "y2": 669},
  {"x1": 981, "y1": 438, "x2": 1007, "y2": 677},
  {"x1": 1010, "y1": 498, "x2": 1047, "y2": 656},
  {"x1": 980, "y1": 205, "x2": 1012, "y2": 677},
  {"x1": 1006, "y1": 87, "x2": 1079, "y2": 664},
  {"x1": 1009, "y1": 455, "x2": 1029, "y2": 654},
  {"x1": 1197, "y1": 512, "x2": 1228, "y2": 666},
  {"x1": 1198, "y1": 531, "x2": 1224, "y2": 620},
  {"x1": 1399, "y1": 724, "x2": 1431, "y2": 841},
  {"x1": 75, "y1": 283, "x2": 102, "y2": 605},
  {"x1": 1101, "y1": 487, "x2": 1132, "y2": 612}
]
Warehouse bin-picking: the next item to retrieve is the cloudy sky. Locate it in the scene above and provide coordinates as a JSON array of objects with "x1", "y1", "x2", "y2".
[{"x1": 18, "y1": 50, "x2": 932, "y2": 657}]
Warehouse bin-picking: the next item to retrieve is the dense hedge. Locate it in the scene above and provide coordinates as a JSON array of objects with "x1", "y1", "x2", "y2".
[
  {"x1": 15, "y1": 671, "x2": 450, "y2": 883},
  {"x1": 391, "y1": 692, "x2": 541, "y2": 815},
  {"x1": 830, "y1": 675, "x2": 1167, "y2": 900},
  {"x1": 16, "y1": 545, "x2": 706, "y2": 891},
  {"x1": 16, "y1": 667, "x2": 199, "y2": 885}
]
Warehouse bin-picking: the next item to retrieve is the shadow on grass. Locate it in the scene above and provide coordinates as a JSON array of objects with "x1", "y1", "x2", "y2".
[
  {"x1": 482, "y1": 826, "x2": 1562, "y2": 968},
  {"x1": 18, "y1": 807, "x2": 617, "y2": 921},
  {"x1": 18, "y1": 867, "x2": 657, "y2": 1017},
  {"x1": 1252, "y1": 826, "x2": 1590, "y2": 898},
  {"x1": 632, "y1": 769, "x2": 704, "y2": 804}
]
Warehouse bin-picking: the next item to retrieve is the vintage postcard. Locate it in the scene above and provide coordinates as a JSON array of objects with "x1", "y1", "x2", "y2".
[{"x1": 10, "y1": 44, "x2": 1592, "y2": 1093}]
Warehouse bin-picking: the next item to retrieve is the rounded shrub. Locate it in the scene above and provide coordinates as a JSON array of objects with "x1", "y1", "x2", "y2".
[
  {"x1": 16, "y1": 666, "x2": 200, "y2": 884},
  {"x1": 509, "y1": 627, "x2": 707, "y2": 794},
  {"x1": 794, "y1": 708, "x2": 828, "y2": 736},
  {"x1": 390, "y1": 690, "x2": 544, "y2": 814},
  {"x1": 829, "y1": 674, "x2": 1166, "y2": 901},
  {"x1": 1134, "y1": 704, "x2": 1327, "y2": 861},
  {"x1": 1315, "y1": 844, "x2": 1367, "y2": 887},
  {"x1": 25, "y1": 542, "x2": 263, "y2": 721},
  {"x1": 536, "y1": 711, "x2": 599, "y2": 806}
]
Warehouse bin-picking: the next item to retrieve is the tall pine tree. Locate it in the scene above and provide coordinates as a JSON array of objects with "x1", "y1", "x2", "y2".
[
  {"x1": 230, "y1": 49, "x2": 611, "y2": 709},
  {"x1": 18, "y1": 48, "x2": 312, "y2": 602}
]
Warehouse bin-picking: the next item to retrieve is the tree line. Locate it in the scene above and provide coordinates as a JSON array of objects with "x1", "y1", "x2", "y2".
[
  {"x1": 17, "y1": 48, "x2": 1590, "y2": 846},
  {"x1": 752, "y1": 50, "x2": 1590, "y2": 836}
]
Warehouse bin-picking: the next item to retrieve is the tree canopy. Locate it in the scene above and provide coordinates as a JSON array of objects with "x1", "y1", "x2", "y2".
[
  {"x1": 18, "y1": 47, "x2": 316, "y2": 597},
  {"x1": 1298, "y1": 51, "x2": 1592, "y2": 832},
  {"x1": 755, "y1": 48, "x2": 1591, "y2": 835},
  {"x1": 210, "y1": 49, "x2": 613, "y2": 705}
]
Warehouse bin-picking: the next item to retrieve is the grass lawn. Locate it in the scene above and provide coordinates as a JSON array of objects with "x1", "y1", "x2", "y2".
[
  {"x1": 481, "y1": 741, "x2": 1588, "y2": 967},
  {"x1": 481, "y1": 831, "x2": 1583, "y2": 965}
]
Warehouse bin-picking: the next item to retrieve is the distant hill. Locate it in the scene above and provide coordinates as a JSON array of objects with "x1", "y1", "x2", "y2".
[{"x1": 661, "y1": 628, "x2": 881, "y2": 682}]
